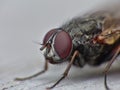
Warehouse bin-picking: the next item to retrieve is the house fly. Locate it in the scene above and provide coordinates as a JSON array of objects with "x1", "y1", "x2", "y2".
[{"x1": 15, "y1": 10, "x2": 120, "y2": 90}]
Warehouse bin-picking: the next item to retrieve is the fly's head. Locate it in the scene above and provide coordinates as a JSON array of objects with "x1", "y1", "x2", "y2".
[{"x1": 40, "y1": 28, "x2": 73, "y2": 64}]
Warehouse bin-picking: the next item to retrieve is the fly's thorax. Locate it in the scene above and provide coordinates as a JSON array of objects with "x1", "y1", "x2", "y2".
[{"x1": 61, "y1": 15, "x2": 110, "y2": 51}]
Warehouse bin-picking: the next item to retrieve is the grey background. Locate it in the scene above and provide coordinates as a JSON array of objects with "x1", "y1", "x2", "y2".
[{"x1": 0, "y1": 0, "x2": 120, "y2": 90}]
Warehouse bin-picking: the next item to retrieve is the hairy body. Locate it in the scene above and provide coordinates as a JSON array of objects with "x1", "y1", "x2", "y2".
[{"x1": 61, "y1": 11, "x2": 119, "y2": 67}]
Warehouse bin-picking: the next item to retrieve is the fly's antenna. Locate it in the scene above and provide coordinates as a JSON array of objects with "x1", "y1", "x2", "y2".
[{"x1": 32, "y1": 40, "x2": 43, "y2": 45}]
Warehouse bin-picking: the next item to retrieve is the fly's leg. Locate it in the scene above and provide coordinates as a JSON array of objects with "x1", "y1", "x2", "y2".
[
  {"x1": 104, "y1": 45, "x2": 120, "y2": 90},
  {"x1": 46, "y1": 50, "x2": 79, "y2": 89},
  {"x1": 15, "y1": 60, "x2": 48, "y2": 81}
]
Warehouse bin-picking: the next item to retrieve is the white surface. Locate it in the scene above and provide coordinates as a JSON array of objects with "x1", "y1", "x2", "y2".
[{"x1": 0, "y1": 0, "x2": 120, "y2": 90}]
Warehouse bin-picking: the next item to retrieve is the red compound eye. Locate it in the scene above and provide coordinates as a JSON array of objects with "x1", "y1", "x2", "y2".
[
  {"x1": 43, "y1": 29, "x2": 56, "y2": 44},
  {"x1": 54, "y1": 31, "x2": 72, "y2": 59}
]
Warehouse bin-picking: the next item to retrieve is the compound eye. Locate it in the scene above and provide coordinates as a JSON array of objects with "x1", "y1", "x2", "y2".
[
  {"x1": 54, "y1": 31, "x2": 72, "y2": 59},
  {"x1": 43, "y1": 29, "x2": 57, "y2": 44}
]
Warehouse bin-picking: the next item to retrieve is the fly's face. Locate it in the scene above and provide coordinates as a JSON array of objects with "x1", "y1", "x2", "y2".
[{"x1": 40, "y1": 29, "x2": 73, "y2": 64}]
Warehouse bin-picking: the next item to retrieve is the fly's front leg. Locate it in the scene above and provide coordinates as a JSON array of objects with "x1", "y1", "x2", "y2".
[
  {"x1": 47, "y1": 50, "x2": 79, "y2": 89},
  {"x1": 104, "y1": 45, "x2": 120, "y2": 90},
  {"x1": 15, "y1": 60, "x2": 48, "y2": 81}
]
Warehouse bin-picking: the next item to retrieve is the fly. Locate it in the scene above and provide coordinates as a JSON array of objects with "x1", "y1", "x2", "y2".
[{"x1": 15, "y1": 10, "x2": 120, "y2": 90}]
